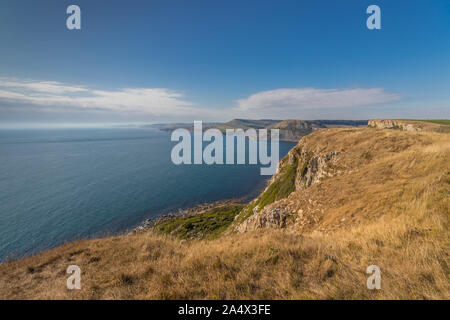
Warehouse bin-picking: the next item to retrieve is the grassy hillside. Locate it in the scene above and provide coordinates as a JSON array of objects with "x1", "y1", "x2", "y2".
[
  {"x1": 415, "y1": 119, "x2": 450, "y2": 126},
  {"x1": 369, "y1": 119, "x2": 450, "y2": 133},
  {"x1": 215, "y1": 119, "x2": 280, "y2": 130},
  {"x1": 0, "y1": 127, "x2": 448, "y2": 299},
  {"x1": 154, "y1": 204, "x2": 244, "y2": 240},
  {"x1": 215, "y1": 119, "x2": 367, "y2": 141}
]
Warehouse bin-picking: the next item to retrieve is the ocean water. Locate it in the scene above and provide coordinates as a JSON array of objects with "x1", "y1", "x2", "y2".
[{"x1": 0, "y1": 128, "x2": 295, "y2": 261}]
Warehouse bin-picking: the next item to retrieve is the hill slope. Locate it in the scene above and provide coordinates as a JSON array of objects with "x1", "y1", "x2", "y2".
[
  {"x1": 368, "y1": 119, "x2": 450, "y2": 133},
  {"x1": 0, "y1": 125, "x2": 448, "y2": 299},
  {"x1": 216, "y1": 119, "x2": 367, "y2": 141},
  {"x1": 154, "y1": 119, "x2": 367, "y2": 141}
]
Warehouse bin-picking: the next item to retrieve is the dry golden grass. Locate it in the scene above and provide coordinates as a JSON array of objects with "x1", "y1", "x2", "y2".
[{"x1": 0, "y1": 128, "x2": 448, "y2": 299}]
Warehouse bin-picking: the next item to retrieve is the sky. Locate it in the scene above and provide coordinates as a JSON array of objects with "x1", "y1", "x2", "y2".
[{"x1": 0, "y1": 0, "x2": 449, "y2": 127}]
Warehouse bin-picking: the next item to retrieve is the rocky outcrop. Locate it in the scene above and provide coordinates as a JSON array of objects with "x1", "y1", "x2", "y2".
[
  {"x1": 368, "y1": 119, "x2": 449, "y2": 133},
  {"x1": 368, "y1": 119, "x2": 423, "y2": 132},
  {"x1": 302, "y1": 151, "x2": 340, "y2": 188},
  {"x1": 237, "y1": 208, "x2": 287, "y2": 232},
  {"x1": 235, "y1": 132, "x2": 343, "y2": 232},
  {"x1": 266, "y1": 120, "x2": 314, "y2": 141},
  {"x1": 235, "y1": 122, "x2": 450, "y2": 234},
  {"x1": 266, "y1": 119, "x2": 367, "y2": 141}
]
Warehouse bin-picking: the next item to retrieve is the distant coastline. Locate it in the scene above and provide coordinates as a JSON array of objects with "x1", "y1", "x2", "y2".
[
  {"x1": 0, "y1": 128, "x2": 296, "y2": 262},
  {"x1": 145, "y1": 119, "x2": 368, "y2": 142}
]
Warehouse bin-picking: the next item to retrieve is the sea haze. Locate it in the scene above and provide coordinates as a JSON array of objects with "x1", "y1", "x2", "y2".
[{"x1": 0, "y1": 128, "x2": 295, "y2": 261}]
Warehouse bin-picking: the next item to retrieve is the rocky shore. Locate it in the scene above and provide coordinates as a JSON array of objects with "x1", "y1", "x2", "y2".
[{"x1": 130, "y1": 198, "x2": 248, "y2": 234}]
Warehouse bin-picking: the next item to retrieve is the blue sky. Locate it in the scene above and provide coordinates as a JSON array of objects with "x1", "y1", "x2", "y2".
[{"x1": 0, "y1": 0, "x2": 449, "y2": 127}]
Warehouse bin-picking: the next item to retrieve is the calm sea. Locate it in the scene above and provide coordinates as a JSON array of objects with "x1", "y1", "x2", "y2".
[{"x1": 0, "y1": 128, "x2": 295, "y2": 261}]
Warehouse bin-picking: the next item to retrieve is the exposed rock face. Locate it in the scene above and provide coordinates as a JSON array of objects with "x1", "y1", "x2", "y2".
[
  {"x1": 236, "y1": 123, "x2": 449, "y2": 234},
  {"x1": 266, "y1": 120, "x2": 315, "y2": 141},
  {"x1": 266, "y1": 119, "x2": 367, "y2": 141},
  {"x1": 368, "y1": 119, "x2": 424, "y2": 132},
  {"x1": 300, "y1": 151, "x2": 340, "y2": 189},
  {"x1": 368, "y1": 119, "x2": 449, "y2": 133},
  {"x1": 235, "y1": 132, "x2": 343, "y2": 232},
  {"x1": 270, "y1": 143, "x2": 340, "y2": 191},
  {"x1": 237, "y1": 208, "x2": 287, "y2": 232}
]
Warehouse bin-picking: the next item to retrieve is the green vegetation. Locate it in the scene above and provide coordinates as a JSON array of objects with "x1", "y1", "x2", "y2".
[
  {"x1": 399, "y1": 119, "x2": 450, "y2": 126},
  {"x1": 235, "y1": 159, "x2": 298, "y2": 225},
  {"x1": 300, "y1": 159, "x2": 309, "y2": 177},
  {"x1": 2, "y1": 128, "x2": 449, "y2": 300},
  {"x1": 419, "y1": 119, "x2": 450, "y2": 126},
  {"x1": 256, "y1": 160, "x2": 297, "y2": 209},
  {"x1": 154, "y1": 205, "x2": 244, "y2": 240}
]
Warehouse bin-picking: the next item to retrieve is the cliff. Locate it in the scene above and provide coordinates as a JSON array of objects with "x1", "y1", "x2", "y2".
[
  {"x1": 0, "y1": 122, "x2": 448, "y2": 299},
  {"x1": 236, "y1": 124, "x2": 449, "y2": 235},
  {"x1": 154, "y1": 119, "x2": 367, "y2": 141},
  {"x1": 216, "y1": 119, "x2": 367, "y2": 141},
  {"x1": 368, "y1": 119, "x2": 450, "y2": 133}
]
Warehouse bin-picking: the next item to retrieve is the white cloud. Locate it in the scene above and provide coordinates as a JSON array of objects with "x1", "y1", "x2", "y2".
[
  {"x1": 234, "y1": 88, "x2": 401, "y2": 118},
  {"x1": 0, "y1": 78, "x2": 402, "y2": 122},
  {"x1": 0, "y1": 78, "x2": 203, "y2": 117},
  {"x1": 0, "y1": 79, "x2": 87, "y2": 94}
]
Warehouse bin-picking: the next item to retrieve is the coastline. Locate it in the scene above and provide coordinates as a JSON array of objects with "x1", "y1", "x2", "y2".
[
  {"x1": 130, "y1": 198, "x2": 248, "y2": 235},
  {"x1": 0, "y1": 127, "x2": 294, "y2": 262},
  {"x1": 1, "y1": 124, "x2": 449, "y2": 299},
  {"x1": 130, "y1": 175, "x2": 272, "y2": 235}
]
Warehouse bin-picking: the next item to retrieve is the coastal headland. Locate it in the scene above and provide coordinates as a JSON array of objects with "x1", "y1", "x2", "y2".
[{"x1": 0, "y1": 119, "x2": 448, "y2": 300}]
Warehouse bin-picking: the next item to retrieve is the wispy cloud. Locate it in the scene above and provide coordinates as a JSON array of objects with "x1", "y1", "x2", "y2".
[
  {"x1": 234, "y1": 88, "x2": 401, "y2": 118},
  {"x1": 0, "y1": 78, "x2": 402, "y2": 122},
  {"x1": 0, "y1": 78, "x2": 200, "y2": 117},
  {"x1": 0, "y1": 79, "x2": 87, "y2": 94}
]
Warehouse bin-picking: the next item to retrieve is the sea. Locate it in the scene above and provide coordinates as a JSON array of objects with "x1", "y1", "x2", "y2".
[{"x1": 0, "y1": 127, "x2": 296, "y2": 262}]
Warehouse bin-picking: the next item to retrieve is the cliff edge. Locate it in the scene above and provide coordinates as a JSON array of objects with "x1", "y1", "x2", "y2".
[
  {"x1": 368, "y1": 119, "x2": 450, "y2": 133},
  {"x1": 236, "y1": 124, "x2": 449, "y2": 235},
  {"x1": 0, "y1": 123, "x2": 448, "y2": 300}
]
